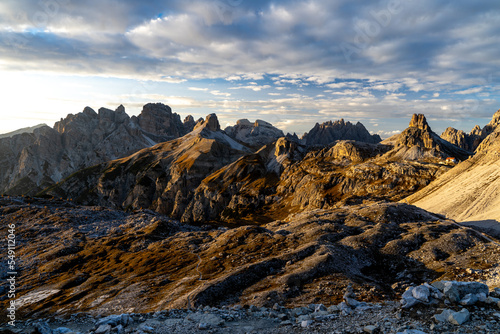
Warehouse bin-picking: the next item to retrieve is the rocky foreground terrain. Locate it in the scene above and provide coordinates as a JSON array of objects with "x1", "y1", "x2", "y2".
[{"x1": 1, "y1": 196, "x2": 499, "y2": 332}]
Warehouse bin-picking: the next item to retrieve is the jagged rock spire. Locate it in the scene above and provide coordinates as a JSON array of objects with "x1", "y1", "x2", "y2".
[{"x1": 409, "y1": 114, "x2": 430, "y2": 131}]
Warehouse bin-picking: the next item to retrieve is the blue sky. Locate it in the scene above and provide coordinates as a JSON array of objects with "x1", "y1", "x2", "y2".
[{"x1": 1, "y1": 0, "x2": 500, "y2": 137}]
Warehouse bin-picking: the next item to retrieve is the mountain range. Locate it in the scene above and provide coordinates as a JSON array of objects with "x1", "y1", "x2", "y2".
[
  {"x1": 0, "y1": 103, "x2": 195, "y2": 195},
  {"x1": 2, "y1": 102, "x2": 500, "y2": 321}
]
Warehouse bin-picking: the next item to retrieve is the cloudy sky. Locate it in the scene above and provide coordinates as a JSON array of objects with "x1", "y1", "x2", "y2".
[{"x1": 1, "y1": 0, "x2": 499, "y2": 137}]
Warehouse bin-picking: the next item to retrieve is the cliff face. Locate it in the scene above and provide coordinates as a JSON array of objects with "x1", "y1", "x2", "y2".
[
  {"x1": 302, "y1": 119, "x2": 381, "y2": 146},
  {"x1": 0, "y1": 103, "x2": 191, "y2": 195}
]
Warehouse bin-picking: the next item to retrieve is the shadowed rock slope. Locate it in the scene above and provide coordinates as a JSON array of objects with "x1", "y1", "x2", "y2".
[
  {"x1": 407, "y1": 110, "x2": 500, "y2": 224},
  {"x1": 1, "y1": 196, "x2": 498, "y2": 319},
  {"x1": 0, "y1": 103, "x2": 193, "y2": 196}
]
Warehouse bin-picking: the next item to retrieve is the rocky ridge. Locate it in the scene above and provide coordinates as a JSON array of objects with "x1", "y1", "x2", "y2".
[
  {"x1": 0, "y1": 104, "x2": 193, "y2": 196},
  {"x1": 224, "y1": 119, "x2": 285, "y2": 147},
  {"x1": 440, "y1": 109, "x2": 500, "y2": 152},
  {"x1": 2, "y1": 196, "x2": 499, "y2": 319},
  {"x1": 0, "y1": 123, "x2": 48, "y2": 139},
  {"x1": 301, "y1": 119, "x2": 381, "y2": 146}
]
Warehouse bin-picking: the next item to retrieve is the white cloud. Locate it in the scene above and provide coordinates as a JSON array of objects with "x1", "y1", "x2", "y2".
[
  {"x1": 230, "y1": 85, "x2": 271, "y2": 92},
  {"x1": 210, "y1": 90, "x2": 231, "y2": 97},
  {"x1": 189, "y1": 87, "x2": 209, "y2": 91}
]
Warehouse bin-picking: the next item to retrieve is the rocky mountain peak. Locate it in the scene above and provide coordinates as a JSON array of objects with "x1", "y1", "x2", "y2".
[
  {"x1": 115, "y1": 104, "x2": 125, "y2": 114},
  {"x1": 470, "y1": 125, "x2": 482, "y2": 136},
  {"x1": 224, "y1": 118, "x2": 284, "y2": 147},
  {"x1": 409, "y1": 114, "x2": 430, "y2": 131},
  {"x1": 202, "y1": 114, "x2": 220, "y2": 131},
  {"x1": 382, "y1": 114, "x2": 471, "y2": 160},
  {"x1": 236, "y1": 119, "x2": 252, "y2": 126},
  {"x1": 183, "y1": 115, "x2": 196, "y2": 133},
  {"x1": 136, "y1": 103, "x2": 186, "y2": 138},
  {"x1": 194, "y1": 113, "x2": 221, "y2": 132},
  {"x1": 486, "y1": 108, "x2": 500, "y2": 130},
  {"x1": 274, "y1": 137, "x2": 299, "y2": 158},
  {"x1": 206, "y1": 113, "x2": 220, "y2": 131},
  {"x1": 82, "y1": 106, "x2": 97, "y2": 117},
  {"x1": 302, "y1": 119, "x2": 381, "y2": 146}
]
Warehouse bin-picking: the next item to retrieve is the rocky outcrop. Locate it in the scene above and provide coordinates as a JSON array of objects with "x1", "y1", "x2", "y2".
[
  {"x1": 42, "y1": 114, "x2": 252, "y2": 219},
  {"x1": 302, "y1": 119, "x2": 381, "y2": 146},
  {"x1": 442, "y1": 109, "x2": 500, "y2": 152},
  {"x1": 382, "y1": 114, "x2": 472, "y2": 161},
  {"x1": 0, "y1": 103, "x2": 190, "y2": 195},
  {"x1": 325, "y1": 140, "x2": 390, "y2": 163},
  {"x1": 224, "y1": 119, "x2": 285, "y2": 147},
  {"x1": 407, "y1": 109, "x2": 500, "y2": 223}
]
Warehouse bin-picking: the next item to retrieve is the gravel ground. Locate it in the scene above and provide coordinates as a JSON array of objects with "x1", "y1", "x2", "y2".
[{"x1": 2, "y1": 300, "x2": 499, "y2": 334}]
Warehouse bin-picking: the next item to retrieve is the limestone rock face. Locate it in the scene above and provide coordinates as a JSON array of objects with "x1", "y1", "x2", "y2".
[
  {"x1": 302, "y1": 119, "x2": 381, "y2": 146},
  {"x1": 382, "y1": 114, "x2": 471, "y2": 161},
  {"x1": 224, "y1": 119, "x2": 285, "y2": 147},
  {"x1": 0, "y1": 103, "x2": 189, "y2": 195},
  {"x1": 326, "y1": 140, "x2": 390, "y2": 163},
  {"x1": 0, "y1": 123, "x2": 48, "y2": 139},
  {"x1": 182, "y1": 137, "x2": 306, "y2": 223},
  {"x1": 441, "y1": 127, "x2": 474, "y2": 151},
  {"x1": 135, "y1": 103, "x2": 186, "y2": 139},
  {"x1": 408, "y1": 114, "x2": 430, "y2": 131},
  {"x1": 195, "y1": 114, "x2": 221, "y2": 132}
]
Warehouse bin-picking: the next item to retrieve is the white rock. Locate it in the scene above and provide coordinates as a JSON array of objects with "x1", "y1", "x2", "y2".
[
  {"x1": 363, "y1": 325, "x2": 379, "y2": 333},
  {"x1": 412, "y1": 285, "x2": 430, "y2": 302},
  {"x1": 459, "y1": 293, "x2": 478, "y2": 305},
  {"x1": 448, "y1": 308, "x2": 470, "y2": 325},
  {"x1": 95, "y1": 324, "x2": 112, "y2": 334},
  {"x1": 301, "y1": 320, "x2": 314, "y2": 328},
  {"x1": 434, "y1": 309, "x2": 454, "y2": 323},
  {"x1": 198, "y1": 322, "x2": 210, "y2": 330}
]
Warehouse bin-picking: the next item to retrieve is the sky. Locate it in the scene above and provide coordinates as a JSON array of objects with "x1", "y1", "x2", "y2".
[{"x1": 1, "y1": 0, "x2": 500, "y2": 137}]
